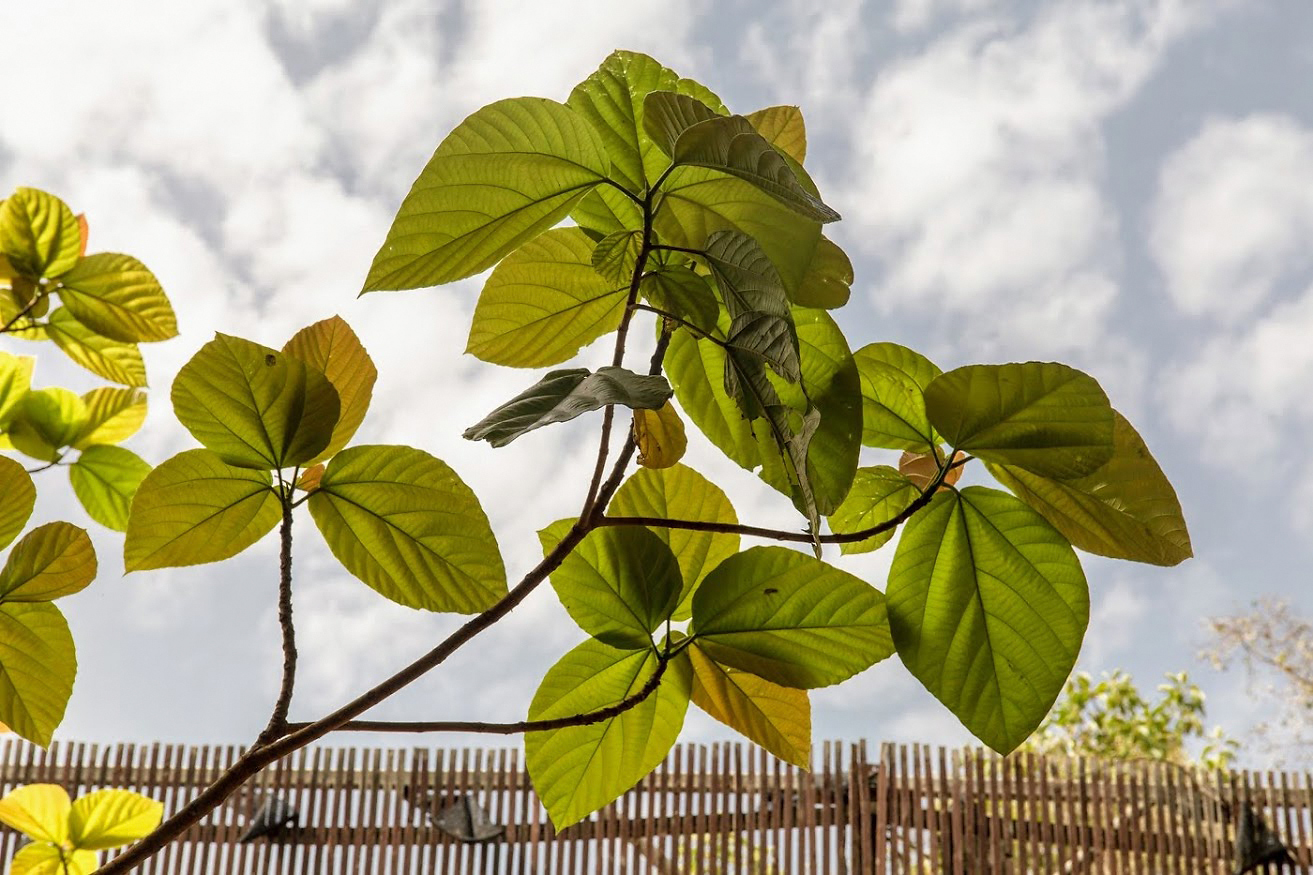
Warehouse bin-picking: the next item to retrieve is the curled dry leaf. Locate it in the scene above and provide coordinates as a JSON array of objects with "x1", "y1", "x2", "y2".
[
  {"x1": 898, "y1": 448, "x2": 962, "y2": 493},
  {"x1": 633, "y1": 402, "x2": 687, "y2": 469}
]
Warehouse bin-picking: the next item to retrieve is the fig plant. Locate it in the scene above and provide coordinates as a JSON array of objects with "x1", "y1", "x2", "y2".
[{"x1": 0, "y1": 50, "x2": 1192, "y2": 871}]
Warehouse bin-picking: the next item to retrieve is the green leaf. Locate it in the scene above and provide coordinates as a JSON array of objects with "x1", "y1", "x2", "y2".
[
  {"x1": 827, "y1": 466, "x2": 921, "y2": 555},
  {"x1": 45, "y1": 308, "x2": 147, "y2": 387},
  {"x1": 6, "y1": 388, "x2": 88, "y2": 461},
  {"x1": 925, "y1": 362, "x2": 1114, "y2": 478},
  {"x1": 463, "y1": 367, "x2": 672, "y2": 447},
  {"x1": 640, "y1": 265, "x2": 719, "y2": 334},
  {"x1": 68, "y1": 788, "x2": 164, "y2": 851},
  {"x1": 986, "y1": 412, "x2": 1192, "y2": 566},
  {"x1": 0, "y1": 784, "x2": 71, "y2": 843},
  {"x1": 745, "y1": 105, "x2": 807, "y2": 163},
  {"x1": 69, "y1": 445, "x2": 151, "y2": 532},
  {"x1": 362, "y1": 97, "x2": 610, "y2": 291},
  {"x1": 526, "y1": 639, "x2": 691, "y2": 829},
  {"x1": 609, "y1": 464, "x2": 738, "y2": 621},
  {"x1": 0, "y1": 188, "x2": 81, "y2": 279},
  {"x1": 72, "y1": 387, "x2": 147, "y2": 449},
  {"x1": 0, "y1": 456, "x2": 35, "y2": 551},
  {"x1": 0, "y1": 602, "x2": 76, "y2": 746},
  {"x1": 642, "y1": 91, "x2": 723, "y2": 157},
  {"x1": 590, "y1": 230, "x2": 642, "y2": 284},
  {"x1": 55, "y1": 253, "x2": 177, "y2": 342},
  {"x1": 171, "y1": 333, "x2": 341, "y2": 469},
  {"x1": 704, "y1": 230, "x2": 800, "y2": 386},
  {"x1": 123, "y1": 449, "x2": 280, "y2": 571},
  {"x1": 0, "y1": 523, "x2": 96, "y2": 602},
  {"x1": 10, "y1": 843, "x2": 98, "y2": 875},
  {"x1": 854, "y1": 342, "x2": 942, "y2": 451},
  {"x1": 688, "y1": 642, "x2": 810, "y2": 767},
  {"x1": 466, "y1": 227, "x2": 627, "y2": 367},
  {"x1": 538, "y1": 522, "x2": 680, "y2": 648},
  {"x1": 308, "y1": 445, "x2": 506, "y2": 613},
  {"x1": 282, "y1": 316, "x2": 377, "y2": 465},
  {"x1": 793, "y1": 235, "x2": 852, "y2": 309},
  {"x1": 887, "y1": 487, "x2": 1089, "y2": 754},
  {"x1": 0, "y1": 351, "x2": 34, "y2": 425},
  {"x1": 690, "y1": 546, "x2": 894, "y2": 689}
]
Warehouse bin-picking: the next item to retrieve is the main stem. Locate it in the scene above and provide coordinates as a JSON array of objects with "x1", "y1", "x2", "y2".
[{"x1": 259, "y1": 493, "x2": 297, "y2": 744}]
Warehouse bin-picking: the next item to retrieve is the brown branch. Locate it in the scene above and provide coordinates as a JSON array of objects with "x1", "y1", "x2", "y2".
[
  {"x1": 258, "y1": 493, "x2": 297, "y2": 744},
  {"x1": 0, "y1": 288, "x2": 46, "y2": 334}
]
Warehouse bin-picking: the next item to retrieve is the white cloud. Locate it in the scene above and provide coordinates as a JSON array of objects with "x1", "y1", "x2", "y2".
[{"x1": 891, "y1": 0, "x2": 998, "y2": 35}]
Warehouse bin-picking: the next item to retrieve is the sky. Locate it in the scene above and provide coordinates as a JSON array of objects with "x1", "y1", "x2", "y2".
[{"x1": 2, "y1": 0, "x2": 1311, "y2": 767}]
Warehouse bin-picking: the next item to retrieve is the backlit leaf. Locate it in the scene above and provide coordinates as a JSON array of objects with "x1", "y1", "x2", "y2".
[
  {"x1": 45, "y1": 308, "x2": 147, "y2": 387},
  {"x1": 124, "y1": 449, "x2": 280, "y2": 571},
  {"x1": 690, "y1": 546, "x2": 894, "y2": 689},
  {"x1": 538, "y1": 521, "x2": 680, "y2": 648},
  {"x1": 987, "y1": 412, "x2": 1192, "y2": 566},
  {"x1": 56, "y1": 253, "x2": 177, "y2": 342},
  {"x1": 0, "y1": 286, "x2": 46, "y2": 339},
  {"x1": 463, "y1": 367, "x2": 672, "y2": 447},
  {"x1": 827, "y1": 466, "x2": 920, "y2": 555},
  {"x1": 309, "y1": 445, "x2": 506, "y2": 613},
  {"x1": 0, "y1": 784, "x2": 71, "y2": 843},
  {"x1": 0, "y1": 602, "x2": 76, "y2": 746},
  {"x1": 171, "y1": 333, "x2": 341, "y2": 469},
  {"x1": 887, "y1": 487, "x2": 1089, "y2": 754},
  {"x1": 854, "y1": 342, "x2": 942, "y2": 451},
  {"x1": 283, "y1": 316, "x2": 377, "y2": 465},
  {"x1": 69, "y1": 788, "x2": 164, "y2": 851},
  {"x1": 688, "y1": 642, "x2": 810, "y2": 767},
  {"x1": 0, "y1": 456, "x2": 35, "y2": 551},
  {"x1": 6, "y1": 388, "x2": 88, "y2": 461},
  {"x1": 0, "y1": 351, "x2": 34, "y2": 425},
  {"x1": 0, "y1": 188, "x2": 81, "y2": 279},
  {"x1": 590, "y1": 230, "x2": 643, "y2": 284},
  {"x1": 297, "y1": 463, "x2": 324, "y2": 493},
  {"x1": 898, "y1": 447, "x2": 962, "y2": 493},
  {"x1": 745, "y1": 105, "x2": 807, "y2": 163},
  {"x1": 642, "y1": 91, "x2": 722, "y2": 157},
  {"x1": 0, "y1": 523, "x2": 96, "y2": 601},
  {"x1": 526, "y1": 639, "x2": 691, "y2": 829},
  {"x1": 363, "y1": 98, "x2": 610, "y2": 291},
  {"x1": 925, "y1": 362, "x2": 1114, "y2": 478},
  {"x1": 72, "y1": 387, "x2": 147, "y2": 449},
  {"x1": 640, "y1": 265, "x2": 719, "y2": 335},
  {"x1": 10, "y1": 843, "x2": 97, "y2": 875},
  {"x1": 705, "y1": 230, "x2": 799, "y2": 387},
  {"x1": 793, "y1": 235, "x2": 852, "y2": 309},
  {"x1": 633, "y1": 402, "x2": 686, "y2": 469},
  {"x1": 70, "y1": 446, "x2": 151, "y2": 532},
  {"x1": 467, "y1": 227, "x2": 627, "y2": 367}
]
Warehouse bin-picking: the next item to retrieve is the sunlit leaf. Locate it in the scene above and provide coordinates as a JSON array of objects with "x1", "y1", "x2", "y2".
[
  {"x1": 463, "y1": 367, "x2": 671, "y2": 447},
  {"x1": 688, "y1": 642, "x2": 810, "y2": 767},
  {"x1": 72, "y1": 387, "x2": 147, "y2": 449},
  {"x1": 640, "y1": 265, "x2": 719, "y2": 335},
  {"x1": 10, "y1": 843, "x2": 97, "y2": 875},
  {"x1": 633, "y1": 402, "x2": 686, "y2": 469},
  {"x1": 283, "y1": 315, "x2": 377, "y2": 465},
  {"x1": 56, "y1": 253, "x2": 177, "y2": 342},
  {"x1": 0, "y1": 602, "x2": 76, "y2": 746},
  {"x1": 309, "y1": 445, "x2": 506, "y2": 613},
  {"x1": 690, "y1": 546, "x2": 894, "y2": 689},
  {"x1": 526, "y1": 639, "x2": 691, "y2": 829},
  {"x1": 745, "y1": 105, "x2": 807, "y2": 163},
  {"x1": 171, "y1": 333, "x2": 341, "y2": 469},
  {"x1": 793, "y1": 235, "x2": 852, "y2": 309},
  {"x1": 0, "y1": 523, "x2": 96, "y2": 602},
  {"x1": 538, "y1": 521, "x2": 680, "y2": 648},
  {"x1": 925, "y1": 362, "x2": 1114, "y2": 478},
  {"x1": 124, "y1": 449, "x2": 280, "y2": 571},
  {"x1": 45, "y1": 308, "x2": 147, "y2": 387},
  {"x1": 854, "y1": 342, "x2": 942, "y2": 451},
  {"x1": 6, "y1": 388, "x2": 88, "y2": 461},
  {"x1": 0, "y1": 351, "x2": 34, "y2": 425},
  {"x1": 0, "y1": 188, "x2": 81, "y2": 279},
  {"x1": 827, "y1": 466, "x2": 920, "y2": 555},
  {"x1": 0, "y1": 284, "x2": 47, "y2": 339},
  {"x1": 75, "y1": 214, "x2": 88, "y2": 257},
  {"x1": 590, "y1": 229, "x2": 642, "y2": 284},
  {"x1": 466, "y1": 227, "x2": 627, "y2": 367},
  {"x1": 297, "y1": 463, "x2": 324, "y2": 493},
  {"x1": 642, "y1": 91, "x2": 722, "y2": 157},
  {"x1": 69, "y1": 446, "x2": 151, "y2": 532},
  {"x1": 363, "y1": 97, "x2": 610, "y2": 291},
  {"x1": 887, "y1": 487, "x2": 1089, "y2": 754},
  {"x1": 987, "y1": 412, "x2": 1192, "y2": 566},
  {"x1": 69, "y1": 788, "x2": 164, "y2": 851},
  {"x1": 0, "y1": 456, "x2": 35, "y2": 551},
  {"x1": 0, "y1": 784, "x2": 71, "y2": 843}
]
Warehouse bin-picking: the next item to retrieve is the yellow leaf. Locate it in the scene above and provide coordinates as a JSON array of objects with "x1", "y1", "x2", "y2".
[
  {"x1": 0, "y1": 784, "x2": 71, "y2": 844},
  {"x1": 689, "y1": 643, "x2": 811, "y2": 767},
  {"x1": 283, "y1": 316, "x2": 377, "y2": 465},
  {"x1": 297, "y1": 463, "x2": 325, "y2": 493},
  {"x1": 633, "y1": 402, "x2": 686, "y2": 469},
  {"x1": 73, "y1": 387, "x2": 147, "y2": 448},
  {"x1": 11, "y1": 843, "x2": 98, "y2": 875},
  {"x1": 69, "y1": 788, "x2": 163, "y2": 851}
]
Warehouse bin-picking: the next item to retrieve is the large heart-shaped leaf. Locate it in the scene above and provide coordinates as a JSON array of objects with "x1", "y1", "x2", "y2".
[
  {"x1": 0, "y1": 602, "x2": 76, "y2": 746},
  {"x1": 282, "y1": 316, "x2": 376, "y2": 465},
  {"x1": 0, "y1": 188, "x2": 81, "y2": 279},
  {"x1": 854, "y1": 343, "x2": 942, "y2": 451},
  {"x1": 466, "y1": 227, "x2": 628, "y2": 367},
  {"x1": 827, "y1": 466, "x2": 921, "y2": 555},
  {"x1": 925, "y1": 362, "x2": 1114, "y2": 478},
  {"x1": 463, "y1": 367, "x2": 671, "y2": 447},
  {"x1": 526, "y1": 639, "x2": 691, "y2": 829},
  {"x1": 363, "y1": 97, "x2": 610, "y2": 291},
  {"x1": 45, "y1": 308, "x2": 147, "y2": 387},
  {"x1": 56, "y1": 253, "x2": 177, "y2": 342},
  {"x1": 69, "y1": 788, "x2": 164, "y2": 851},
  {"x1": 987, "y1": 412, "x2": 1192, "y2": 566},
  {"x1": 690, "y1": 546, "x2": 894, "y2": 689},
  {"x1": 688, "y1": 642, "x2": 810, "y2": 767},
  {"x1": 0, "y1": 456, "x2": 35, "y2": 551},
  {"x1": 69, "y1": 445, "x2": 152, "y2": 532},
  {"x1": 171, "y1": 333, "x2": 341, "y2": 469},
  {"x1": 0, "y1": 523, "x2": 96, "y2": 602},
  {"x1": 308, "y1": 445, "x2": 506, "y2": 613},
  {"x1": 887, "y1": 486, "x2": 1089, "y2": 754},
  {"x1": 124, "y1": 449, "x2": 280, "y2": 571}
]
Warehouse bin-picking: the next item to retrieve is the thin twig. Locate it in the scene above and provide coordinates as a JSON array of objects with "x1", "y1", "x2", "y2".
[{"x1": 0, "y1": 289, "x2": 46, "y2": 334}]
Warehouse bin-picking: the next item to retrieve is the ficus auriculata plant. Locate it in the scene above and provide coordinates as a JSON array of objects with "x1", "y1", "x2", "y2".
[{"x1": 0, "y1": 50, "x2": 1191, "y2": 870}]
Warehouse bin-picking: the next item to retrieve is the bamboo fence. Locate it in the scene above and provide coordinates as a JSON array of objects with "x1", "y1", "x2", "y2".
[{"x1": 0, "y1": 739, "x2": 1308, "y2": 873}]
